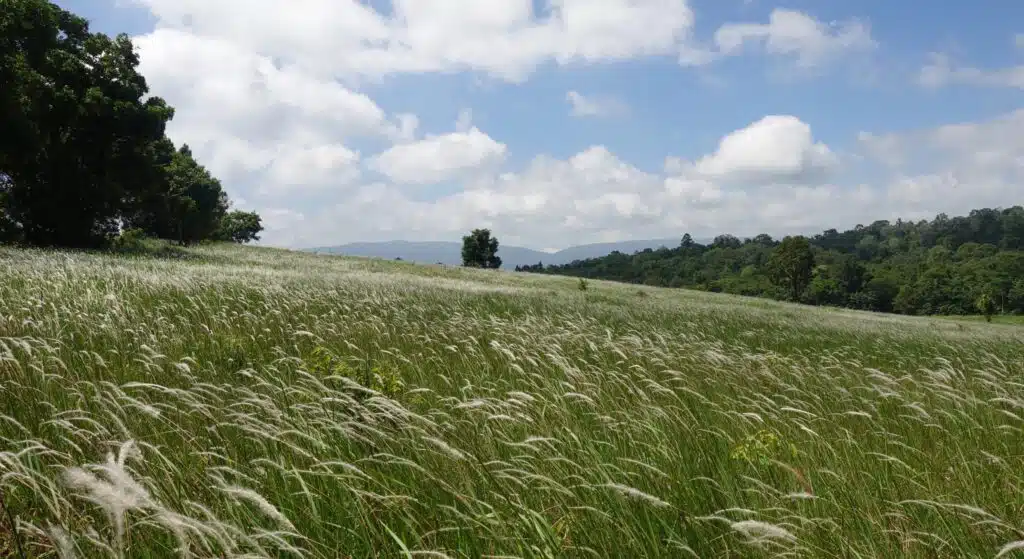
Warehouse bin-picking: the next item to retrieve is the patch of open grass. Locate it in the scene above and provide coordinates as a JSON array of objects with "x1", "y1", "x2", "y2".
[
  {"x1": 938, "y1": 314, "x2": 1024, "y2": 325},
  {"x1": 0, "y1": 244, "x2": 1022, "y2": 557}
]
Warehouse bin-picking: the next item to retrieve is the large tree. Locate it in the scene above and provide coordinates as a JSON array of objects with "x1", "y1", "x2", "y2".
[
  {"x1": 1, "y1": 0, "x2": 174, "y2": 247},
  {"x1": 767, "y1": 236, "x2": 816, "y2": 301},
  {"x1": 461, "y1": 228, "x2": 502, "y2": 269},
  {"x1": 127, "y1": 144, "x2": 228, "y2": 245}
]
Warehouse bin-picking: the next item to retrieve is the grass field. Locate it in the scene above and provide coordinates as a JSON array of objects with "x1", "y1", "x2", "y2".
[
  {"x1": 940, "y1": 314, "x2": 1024, "y2": 326},
  {"x1": 0, "y1": 244, "x2": 1022, "y2": 558}
]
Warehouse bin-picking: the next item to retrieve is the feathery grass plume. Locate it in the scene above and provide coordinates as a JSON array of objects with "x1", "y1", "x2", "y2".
[
  {"x1": 45, "y1": 522, "x2": 77, "y2": 559},
  {"x1": 997, "y1": 541, "x2": 1024, "y2": 558},
  {"x1": 730, "y1": 520, "x2": 797, "y2": 544},
  {"x1": 422, "y1": 437, "x2": 467, "y2": 461},
  {"x1": 599, "y1": 483, "x2": 671, "y2": 508},
  {"x1": 62, "y1": 441, "x2": 152, "y2": 550},
  {"x1": 219, "y1": 485, "x2": 296, "y2": 532}
]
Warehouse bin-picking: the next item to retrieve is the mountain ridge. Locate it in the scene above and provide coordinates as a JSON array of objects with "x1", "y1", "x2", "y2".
[{"x1": 307, "y1": 238, "x2": 701, "y2": 269}]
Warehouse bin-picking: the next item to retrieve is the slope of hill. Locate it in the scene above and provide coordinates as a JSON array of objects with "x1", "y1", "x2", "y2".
[
  {"x1": 526, "y1": 206, "x2": 1024, "y2": 318},
  {"x1": 308, "y1": 238, "x2": 688, "y2": 269},
  {"x1": 0, "y1": 242, "x2": 1022, "y2": 557}
]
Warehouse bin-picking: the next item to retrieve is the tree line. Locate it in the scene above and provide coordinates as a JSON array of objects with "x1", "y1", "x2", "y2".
[
  {"x1": 516, "y1": 207, "x2": 1024, "y2": 318},
  {"x1": 0, "y1": 0, "x2": 262, "y2": 249}
]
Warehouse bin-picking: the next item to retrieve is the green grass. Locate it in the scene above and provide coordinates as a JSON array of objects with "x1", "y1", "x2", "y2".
[
  {"x1": 0, "y1": 243, "x2": 1022, "y2": 558},
  {"x1": 938, "y1": 314, "x2": 1024, "y2": 326}
]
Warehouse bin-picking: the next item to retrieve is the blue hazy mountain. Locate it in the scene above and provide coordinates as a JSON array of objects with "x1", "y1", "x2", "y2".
[{"x1": 307, "y1": 238, "x2": 698, "y2": 269}]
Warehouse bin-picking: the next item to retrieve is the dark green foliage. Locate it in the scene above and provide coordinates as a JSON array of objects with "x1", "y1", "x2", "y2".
[
  {"x1": 110, "y1": 227, "x2": 149, "y2": 253},
  {"x1": 523, "y1": 207, "x2": 1024, "y2": 317},
  {"x1": 767, "y1": 236, "x2": 815, "y2": 301},
  {"x1": 213, "y1": 210, "x2": 263, "y2": 244},
  {"x1": 0, "y1": 1, "x2": 174, "y2": 247},
  {"x1": 976, "y1": 293, "x2": 995, "y2": 322},
  {"x1": 461, "y1": 228, "x2": 502, "y2": 269},
  {"x1": 0, "y1": 0, "x2": 258, "y2": 248},
  {"x1": 126, "y1": 145, "x2": 229, "y2": 245},
  {"x1": 0, "y1": 187, "x2": 21, "y2": 244}
]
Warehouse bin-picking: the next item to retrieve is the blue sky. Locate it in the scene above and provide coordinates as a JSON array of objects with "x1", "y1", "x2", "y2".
[{"x1": 57, "y1": 0, "x2": 1023, "y2": 250}]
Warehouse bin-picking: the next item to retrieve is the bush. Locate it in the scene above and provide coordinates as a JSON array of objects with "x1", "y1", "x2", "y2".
[
  {"x1": 976, "y1": 293, "x2": 996, "y2": 322},
  {"x1": 111, "y1": 228, "x2": 150, "y2": 253}
]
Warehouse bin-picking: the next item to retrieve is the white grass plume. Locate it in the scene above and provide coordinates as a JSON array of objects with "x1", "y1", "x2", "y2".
[
  {"x1": 730, "y1": 520, "x2": 797, "y2": 544},
  {"x1": 219, "y1": 485, "x2": 296, "y2": 532},
  {"x1": 600, "y1": 483, "x2": 671, "y2": 508}
]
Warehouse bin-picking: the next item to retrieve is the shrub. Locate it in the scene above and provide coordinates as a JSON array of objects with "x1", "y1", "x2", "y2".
[{"x1": 110, "y1": 228, "x2": 150, "y2": 253}]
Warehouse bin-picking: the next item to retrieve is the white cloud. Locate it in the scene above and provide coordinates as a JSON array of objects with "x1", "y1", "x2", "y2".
[
  {"x1": 269, "y1": 110, "x2": 1024, "y2": 250},
  {"x1": 136, "y1": 30, "x2": 389, "y2": 137},
  {"x1": 566, "y1": 91, "x2": 629, "y2": 117},
  {"x1": 394, "y1": 114, "x2": 420, "y2": 142},
  {"x1": 859, "y1": 109, "x2": 1024, "y2": 214},
  {"x1": 368, "y1": 127, "x2": 508, "y2": 185},
  {"x1": 855, "y1": 131, "x2": 905, "y2": 168},
  {"x1": 132, "y1": 0, "x2": 699, "y2": 82},
  {"x1": 681, "y1": 115, "x2": 838, "y2": 183},
  {"x1": 260, "y1": 208, "x2": 306, "y2": 238},
  {"x1": 264, "y1": 144, "x2": 362, "y2": 192},
  {"x1": 123, "y1": 0, "x2": 1018, "y2": 251},
  {"x1": 455, "y1": 109, "x2": 474, "y2": 133},
  {"x1": 1015, "y1": 34, "x2": 1024, "y2": 49},
  {"x1": 713, "y1": 9, "x2": 876, "y2": 68},
  {"x1": 918, "y1": 52, "x2": 1024, "y2": 89},
  {"x1": 135, "y1": 29, "x2": 397, "y2": 199}
]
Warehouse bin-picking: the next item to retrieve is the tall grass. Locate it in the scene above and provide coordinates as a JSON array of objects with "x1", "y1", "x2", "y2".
[{"x1": 0, "y1": 244, "x2": 1021, "y2": 557}]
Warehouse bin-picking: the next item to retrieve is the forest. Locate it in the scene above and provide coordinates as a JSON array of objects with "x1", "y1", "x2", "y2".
[
  {"x1": 517, "y1": 207, "x2": 1024, "y2": 317},
  {"x1": 0, "y1": 0, "x2": 261, "y2": 248}
]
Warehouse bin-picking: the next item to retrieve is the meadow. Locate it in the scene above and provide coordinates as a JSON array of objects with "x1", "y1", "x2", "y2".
[{"x1": 0, "y1": 244, "x2": 1022, "y2": 558}]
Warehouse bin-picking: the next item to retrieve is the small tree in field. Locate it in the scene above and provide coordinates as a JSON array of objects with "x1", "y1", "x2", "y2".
[
  {"x1": 976, "y1": 293, "x2": 996, "y2": 322},
  {"x1": 461, "y1": 229, "x2": 502, "y2": 269}
]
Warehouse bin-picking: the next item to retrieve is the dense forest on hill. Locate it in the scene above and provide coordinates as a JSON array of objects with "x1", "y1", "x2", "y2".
[{"x1": 517, "y1": 207, "x2": 1024, "y2": 316}]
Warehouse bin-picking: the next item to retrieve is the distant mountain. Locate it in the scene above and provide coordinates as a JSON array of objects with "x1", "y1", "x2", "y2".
[
  {"x1": 551, "y1": 239, "x2": 684, "y2": 264},
  {"x1": 308, "y1": 238, "x2": 694, "y2": 270}
]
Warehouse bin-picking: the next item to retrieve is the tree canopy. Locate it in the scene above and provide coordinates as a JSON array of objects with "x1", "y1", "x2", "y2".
[
  {"x1": 767, "y1": 236, "x2": 815, "y2": 301},
  {"x1": 214, "y1": 210, "x2": 263, "y2": 244},
  {"x1": 0, "y1": 0, "x2": 260, "y2": 248},
  {"x1": 462, "y1": 229, "x2": 502, "y2": 269},
  {"x1": 517, "y1": 207, "x2": 1024, "y2": 318}
]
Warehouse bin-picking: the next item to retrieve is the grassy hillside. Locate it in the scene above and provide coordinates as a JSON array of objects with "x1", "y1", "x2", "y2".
[{"x1": 0, "y1": 244, "x2": 1022, "y2": 558}]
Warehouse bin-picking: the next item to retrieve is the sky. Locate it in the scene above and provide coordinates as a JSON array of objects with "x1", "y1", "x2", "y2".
[{"x1": 56, "y1": 0, "x2": 1023, "y2": 251}]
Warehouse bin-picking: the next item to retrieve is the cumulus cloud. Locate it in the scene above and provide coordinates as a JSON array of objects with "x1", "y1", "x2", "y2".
[
  {"x1": 134, "y1": 29, "x2": 399, "y2": 198},
  {"x1": 122, "y1": 0, "x2": 1017, "y2": 251},
  {"x1": 675, "y1": 115, "x2": 838, "y2": 183},
  {"x1": 858, "y1": 109, "x2": 1024, "y2": 216},
  {"x1": 271, "y1": 110, "x2": 1024, "y2": 250},
  {"x1": 713, "y1": 9, "x2": 876, "y2": 68},
  {"x1": 260, "y1": 208, "x2": 307, "y2": 240},
  {"x1": 918, "y1": 52, "x2": 1024, "y2": 89},
  {"x1": 368, "y1": 127, "x2": 508, "y2": 184},
  {"x1": 131, "y1": 0, "x2": 699, "y2": 82},
  {"x1": 368, "y1": 110, "x2": 507, "y2": 184},
  {"x1": 566, "y1": 91, "x2": 629, "y2": 117}
]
